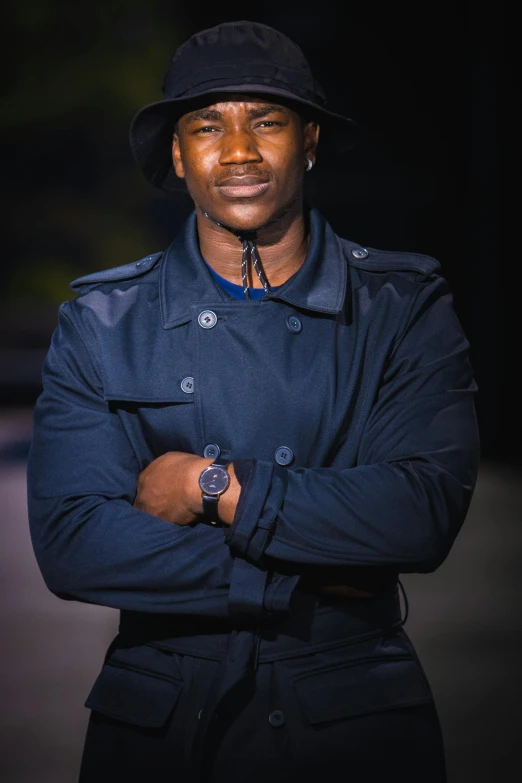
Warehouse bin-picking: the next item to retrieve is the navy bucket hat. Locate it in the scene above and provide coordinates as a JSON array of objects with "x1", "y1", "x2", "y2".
[{"x1": 129, "y1": 20, "x2": 357, "y2": 192}]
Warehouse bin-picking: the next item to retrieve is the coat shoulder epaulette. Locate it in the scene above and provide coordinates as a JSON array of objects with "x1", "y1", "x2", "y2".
[
  {"x1": 341, "y1": 239, "x2": 440, "y2": 277},
  {"x1": 69, "y1": 252, "x2": 163, "y2": 294}
]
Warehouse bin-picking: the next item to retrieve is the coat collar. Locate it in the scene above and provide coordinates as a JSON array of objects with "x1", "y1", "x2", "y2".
[{"x1": 159, "y1": 207, "x2": 348, "y2": 329}]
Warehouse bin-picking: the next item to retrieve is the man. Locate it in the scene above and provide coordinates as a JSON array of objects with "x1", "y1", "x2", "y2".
[{"x1": 27, "y1": 20, "x2": 479, "y2": 783}]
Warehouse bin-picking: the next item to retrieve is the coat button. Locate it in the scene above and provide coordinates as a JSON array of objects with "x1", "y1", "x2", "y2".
[
  {"x1": 203, "y1": 443, "x2": 220, "y2": 459},
  {"x1": 351, "y1": 247, "x2": 369, "y2": 259},
  {"x1": 180, "y1": 376, "x2": 194, "y2": 394},
  {"x1": 286, "y1": 315, "x2": 302, "y2": 333},
  {"x1": 268, "y1": 710, "x2": 285, "y2": 727},
  {"x1": 274, "y1": 447, "x2": 294, "y2": 466},
  {"x1": 198, "y1": 310, "x2": 218, "y2": 329}
]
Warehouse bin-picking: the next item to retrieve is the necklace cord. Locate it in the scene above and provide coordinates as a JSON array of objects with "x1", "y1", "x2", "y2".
[{"x1": 202, "y1": 210, "x2": 271, "y2": 299}]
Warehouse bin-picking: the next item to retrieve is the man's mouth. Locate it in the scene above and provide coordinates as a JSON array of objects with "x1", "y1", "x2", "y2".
[{"x1": 216, "y1": 176, "x2": 270, "y2": 198}]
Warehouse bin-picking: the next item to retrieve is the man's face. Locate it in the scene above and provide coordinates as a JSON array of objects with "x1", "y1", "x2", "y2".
[{"x1": 172, "y1": 94, "x2": 319, "y2": 233}]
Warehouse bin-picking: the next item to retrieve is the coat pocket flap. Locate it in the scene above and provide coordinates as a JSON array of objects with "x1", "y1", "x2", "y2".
[
  {"x1": 85, "y1": 663, "x2": 183, "y2": 728},
  {"x1": 294, "y1": 656, "x2": 432, "y2": 724}
]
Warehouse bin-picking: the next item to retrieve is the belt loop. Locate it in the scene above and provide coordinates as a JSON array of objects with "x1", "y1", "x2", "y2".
[
  {"x1": 253, "y1": 631, "x2": 261, "y2": 671},
  {"x1": 397, "y1": 579, "x2": 409, "y2": 626}
]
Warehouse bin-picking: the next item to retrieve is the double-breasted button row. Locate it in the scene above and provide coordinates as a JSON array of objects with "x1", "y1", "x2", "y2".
[
  {"x1": 198, "y1": 442, "x2": 293, "y2": 465},
  {"x1": 198, "y1": 309, "x2": 302, "y2": 334}
]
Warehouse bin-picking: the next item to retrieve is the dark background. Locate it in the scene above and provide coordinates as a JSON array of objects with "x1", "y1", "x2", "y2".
[
  {"x1": 2, "y1": 4, "x2": 519, "y2": 783},
  {"x1": 1, "y1": 0, "x2": 512, "y2": 463}
]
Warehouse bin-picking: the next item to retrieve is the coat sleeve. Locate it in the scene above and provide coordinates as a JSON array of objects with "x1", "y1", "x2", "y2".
[
  {"x1": 225, "y1": 275, "x2": 480, "y2": 574},
  {"x1": 26, "y1": 303, "x2": 298, "y2": 616}
]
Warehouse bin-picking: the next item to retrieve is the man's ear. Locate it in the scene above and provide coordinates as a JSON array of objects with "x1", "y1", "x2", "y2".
[
  {"x1": 172, "y1": 134, "x2": 186, "y2": 179},
  {"x1": 304, "y1": 121, "x2": 320, "y2": 165}
]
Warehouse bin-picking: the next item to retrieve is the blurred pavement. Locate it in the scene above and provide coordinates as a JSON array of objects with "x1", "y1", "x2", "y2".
[{"x1": 0, "y1": 408, "x2": 520, "y2": 783}]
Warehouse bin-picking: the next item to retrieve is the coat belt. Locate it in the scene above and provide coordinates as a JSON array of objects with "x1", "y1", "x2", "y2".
[{"x1": 117, "y1": 585, "x2": 404, "y2": 663}]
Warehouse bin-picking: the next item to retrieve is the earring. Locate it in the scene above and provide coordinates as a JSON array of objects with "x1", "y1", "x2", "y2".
[{"x1": 305, "y1": 158, "x2": 313, "y2": 171}]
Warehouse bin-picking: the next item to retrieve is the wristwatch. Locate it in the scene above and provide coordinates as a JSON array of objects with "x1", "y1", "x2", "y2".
[{"x1": 198, "y1": 457, "x2": 231, "y2": 526}]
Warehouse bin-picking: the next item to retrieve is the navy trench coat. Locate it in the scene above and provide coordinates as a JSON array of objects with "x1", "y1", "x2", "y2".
[{"x1": 27, "y1": 208, "x2": 479, "y2": 782}]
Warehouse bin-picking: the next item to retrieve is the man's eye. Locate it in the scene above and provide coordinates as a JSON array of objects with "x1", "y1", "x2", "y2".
[
  {"x1": 258, "y1": 121, "x2": 278, "y2": 127},
  {"x1": 196, "y1": 126, "x2": 218, "y2": 134}
]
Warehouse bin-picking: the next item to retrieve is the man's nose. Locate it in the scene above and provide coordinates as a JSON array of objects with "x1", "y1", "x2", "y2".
[{"x1": 218, "y1": 129, "x2": 263, "y2": 165}]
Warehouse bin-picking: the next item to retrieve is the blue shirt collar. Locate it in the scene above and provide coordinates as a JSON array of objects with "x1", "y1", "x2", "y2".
[{"x1": 204, "y1": 261, "x2": 279, "y2": 300}]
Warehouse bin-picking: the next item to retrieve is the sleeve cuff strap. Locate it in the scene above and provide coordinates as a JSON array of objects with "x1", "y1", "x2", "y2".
[
  {"x1": 226, "y1": 459, "x2": 287, "y2": 561},
  {"x1": 225, "y1": 458, "x2": 273, "y2": 555}
]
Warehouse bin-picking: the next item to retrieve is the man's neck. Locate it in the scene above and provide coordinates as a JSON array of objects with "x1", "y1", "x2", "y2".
[{"x1": 195, "y1": 206, "x2": 310, "y2": 289}]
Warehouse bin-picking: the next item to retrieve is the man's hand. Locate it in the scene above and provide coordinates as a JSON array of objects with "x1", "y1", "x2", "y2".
[
  {"x1": 134, "y1": 452, "x2": 207, "y2": 525},
  {"x1": 133, "y1": 452, "x2": 240, "y2": 526}
]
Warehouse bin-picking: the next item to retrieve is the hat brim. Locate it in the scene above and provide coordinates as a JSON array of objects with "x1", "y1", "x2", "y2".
[{"x1": 129, "y1": 84, "x2": 358, "y2": 193}]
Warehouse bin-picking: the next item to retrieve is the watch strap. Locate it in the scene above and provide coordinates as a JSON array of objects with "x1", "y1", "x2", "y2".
[
  {"x1": 201, "y1": 458, "x2": 230, "y2": 526},
  {"x1": 210, "y1": 457, "x2": 230, "y2": 468},
  {"x1": 201, "y1": 494, "x2": 220, "y2": 525}
]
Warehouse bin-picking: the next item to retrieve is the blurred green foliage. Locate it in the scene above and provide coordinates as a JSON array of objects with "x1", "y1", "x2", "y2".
[{"x1": 3, "y1": 0, "x2": 190, "y2": 307}]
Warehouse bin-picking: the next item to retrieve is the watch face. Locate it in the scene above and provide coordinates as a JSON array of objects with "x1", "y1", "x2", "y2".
[{"x1": 199, "y1": 466, "x2": 229, "y2": 496}]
